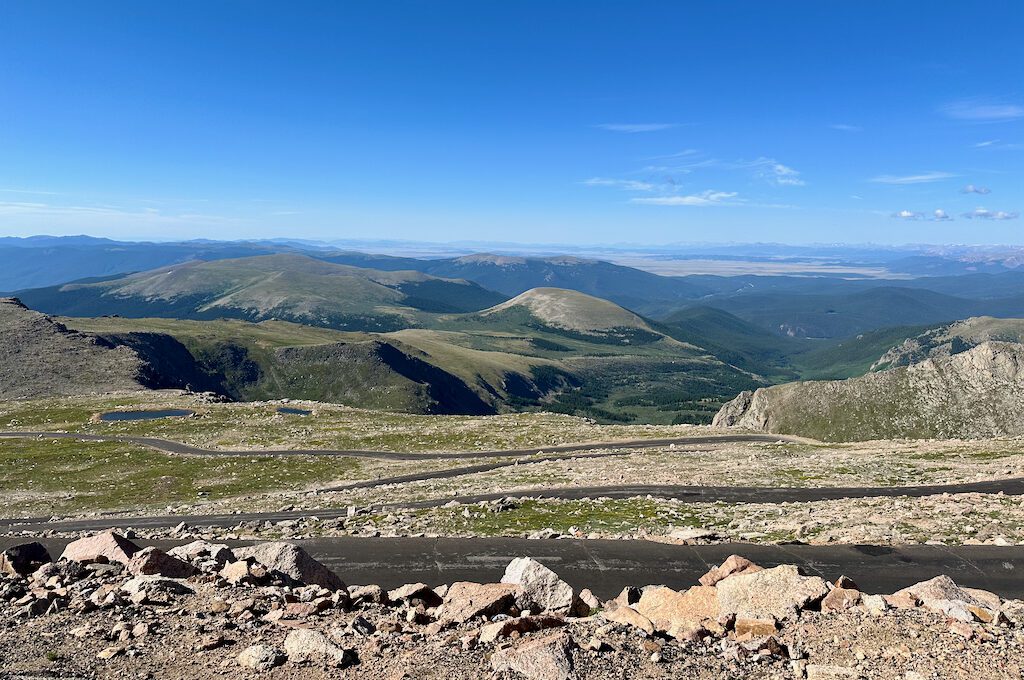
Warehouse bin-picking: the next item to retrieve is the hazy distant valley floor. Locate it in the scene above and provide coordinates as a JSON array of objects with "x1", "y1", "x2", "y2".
[{"x1": 4, "y1": 391, "x2": 1024, "y2": 550}]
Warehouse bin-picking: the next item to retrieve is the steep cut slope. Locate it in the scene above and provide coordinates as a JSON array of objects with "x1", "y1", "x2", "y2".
[
  {"x1": 714, "y1": 341, "x2": 1024, "y2": 441},
  {"x1": 0, "y1": 298, "x2": 148, "y2": 399},
  {"x1": 16, "y1": 254, "x2": 506, "y2": 331}
]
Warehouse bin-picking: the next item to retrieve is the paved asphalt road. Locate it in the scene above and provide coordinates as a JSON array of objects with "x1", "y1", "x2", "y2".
[
  {"x1": 2, "y1": 536, "x2": 1020, "y2": 599},
  {"x1": 0, "y1": 431, "x2": 797, "y2": 460}
]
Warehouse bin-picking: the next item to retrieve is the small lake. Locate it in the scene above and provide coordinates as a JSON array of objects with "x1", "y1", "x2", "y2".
[
  {"x1": 277, "y1": 407, "x2": 312, "y2": 416},
  {"x1": 98, "y1": 409, "x2": 195, "y2": 422}
]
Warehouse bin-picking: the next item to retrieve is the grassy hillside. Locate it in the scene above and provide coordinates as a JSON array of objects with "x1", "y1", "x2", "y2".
[
  {"x1": 17, "y1": 253, "x2": 506, "y2": 331},
  {"x1": 660, "y1": 306, "x2": 803, "y2": 379},
  {"x1": 65, "y1": 286, "x2": 762, "y2": 424}
]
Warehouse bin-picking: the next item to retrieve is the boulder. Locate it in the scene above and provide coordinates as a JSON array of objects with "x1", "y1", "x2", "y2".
[
  {"x1": 439, "y1": 582, "x2": 520, "y2": 624},
  {"x1": 893, "y1": 575, "x2": 1000, "y2": 617},
  {"x1": 220, "y1": 559, "x2": 267, "y2": 586},
  {"x1": 237, "y1": 645, "x2": 284, "y2": 671},
  {"x1": 735, "y1": 617, "x2": 778, "y2": 637},
  {"x1": 821, "y1": 585, "x2": 862, "y2": 612},
  {"x1": 578, "y1": 588, "x2": 600, "y2": 610},
  {"x1": 167, "y1": 540, "x2": 235, "y2": 565},
  {"x1": 127, "y1": 547, "x2": 197, "y2": 579},
  {"x1": 233, "y1": 542, "x2": 344, "y2": 590},
  {"x1": 283, "y1": 629, "x2": 356, "y2": 667},
  {"x1": 0, "y1": 542, "x2": 51, "y2": 576},
  {"x1": 120, "y1": 575, "x2": 194, "y2": 597},
  {"x1": 60, "y1": 531, "x2": 139, "y2": 565},
  {"x1": 490, "y1": 630, "x2": 574, "y2": 680},
  {"x1": 501, "y1": 557, "x2": 584, "y2": 615},
  {"x1": 716, "y1": 565, "x2": 829, "y2": 621},
  {"x1": 479, "y1": 614, "x2": 565, "y2": 643},
  {"x1": 600, "y1": 603, "x2": 655, "y2": 634},
  {"x1": 388, "y1": 582, "x2": 442, "y2": 607},
  {"x1": 698, "y1": 555, "x2": 762, "y2": 587},
  {"x1": 635, "y1": 585, "x2": 719, "y2": 639}
]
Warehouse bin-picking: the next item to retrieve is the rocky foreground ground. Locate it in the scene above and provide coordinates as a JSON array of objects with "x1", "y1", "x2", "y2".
[{"x1": 1, "y1": 531, "x2": 1022, "y2": 678}]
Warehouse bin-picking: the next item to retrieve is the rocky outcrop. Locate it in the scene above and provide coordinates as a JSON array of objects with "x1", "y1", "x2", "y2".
[
  {"x1": 1, "y1": 534, "x2": 1022, "y2": 679},
  {"x1": 0, "y1": 298, "x2": 148, "y2": 399},
  {"x1": 714, "y1": 341, "x2": 1024, "y2": 441}
]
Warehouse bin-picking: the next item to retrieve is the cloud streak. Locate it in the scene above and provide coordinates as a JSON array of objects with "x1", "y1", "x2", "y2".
[
  {"x1": 632, "y1": 190, "x2": 738, "y2": 206},
  {"x1": 962, "y1": 184, "x2": 991, "y2": 194},
  {"x1": 870, "y1": 171, "x2": 956, "y2": 185},
  {"x1": 941, "y1": 99, "x2": 1024, "y2": 123},
  {"x1": 582, "y1": 177, "x2": 656, "y2": 192},
  {"x1": 963, "y1": 207, "x2": 1019, "y2": 220},
  {"x1": 594, "y1": 123, "x2": 678, "y2": 133}
]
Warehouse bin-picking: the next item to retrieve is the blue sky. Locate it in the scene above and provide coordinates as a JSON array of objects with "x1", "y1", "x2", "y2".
[{"x1": 0, "y1": 1, "x2": 1022, "y2": 245}]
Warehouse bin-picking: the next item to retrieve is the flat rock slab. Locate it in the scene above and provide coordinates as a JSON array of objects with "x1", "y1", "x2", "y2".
[{"x1": 440, "y1": 582, "x2": 520, "y2": 624}]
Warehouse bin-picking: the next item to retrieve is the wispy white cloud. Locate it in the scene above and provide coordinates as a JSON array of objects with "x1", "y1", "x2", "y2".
[
  {"x1": 582, "y1": 177, "x2": 657, "y2": 192},
  {"x1": 752, "y1": 158, "x2": 805, "y2": 186},
  {"x1": 892, "y1": 209, "x2": 924, "y2": 220},
  {"x1": 0, "y1": 187, "x2": 62, "y2": 196},
  {"x1": 594, "y1": 123, "x2": 678, "y2": 133},
  {"x1": 0, "y1": 200, "x2": 240, "y2": 225},
  {"x1": 632, "y1": 190, "x2": 738, "y2": 206},
  {"x1": 869, "y1": 171, "x2": 956, "y2": 185},
  {"x1": 961, "y1": 184, "x2": 991, "y2": 194},
  {"x1": 941, "y1": 99, "x2": 1024, "y2": 123},
  {"x1": 931, "y1": 209, "x2": 953, "y2": 221},
  {"x1": 829, "y1": 123, "x2": 863, "y2": 132},
  {"x1": 963, "y1": 207, "x2": 1019, "y2": 220},
  {"x1": 975, "y1": 140, "x2": 999, "y2": 148}
]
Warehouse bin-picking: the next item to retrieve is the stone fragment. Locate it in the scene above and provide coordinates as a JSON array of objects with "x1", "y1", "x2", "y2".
[
  {"x1": 167, "y1": 540, "x2": 235, "y2": 565},
  {"x1": 388, "y1": 582, "x2": 442, "y2": 607},
  {"x1": 735, "y1": 617, "x2": 778, "y2": 637},
  {"x1": 96, "y1": 646, "x2": 124, "y2": 660},
  {"x1": 439, "y1": 581, "x2": 520, "y2": 624},
  {"x1": 234, "y1": 542, "x2": 344, "y2": 590},
  {"x1": 600, "y1": 603, "x2": 655, "y2": 635},
  {"x1": 699, "y1": 555, "x2": 762, "y2": 587},
  {"x1": 821, "y1": 586, "x2": 862, "y2": 612},
  {"x1": 501, "y1": 557, "x2": 585, "y2": 615},
  {"x1": 490, "y1": 630, "x2": 574, "y2": 680},
  {"x1": 0, "y1": 542, "x2": 51, "y2": 576},
  {"x1": 806, "y1": 664, "x2": 860, "y2": 679},
  {"x1": 716, "y1": 565, "x2": 829, "y2": 621},
  {"x1": 893, "y1": 576, "x2": 1000, "y2": 619},
  {"x1": 479, "y1": 614, "x2": 564, "y2": 644},
  {"x1": 861, "y1": 594, "x2": 888, "y2": 615},
  {"x1": 127, "y1": 547, "x2": 197, "y2": 578},
  {"x1": 60, "y1": 531, "x2": 139, "y2": 565},
  {"x1": 635, "y1": 585, "x2": 719, "y2": 639},
  {"x1": 283, "y1": 629, "x2": 356, "y2": 667},
  {"x1": 349, "y1": 584, "x2": 387, "y2": 605},
  {"x1": 120, "y1": 575, "x2": 194, "y2": 597},
  {"x1": 578, "y1": 588, "x2": 600, "y2": 610},
  {"x1": 237, "y1": 644, "x2": 284, "y2": 671},
  {"x1": 220, "y1": 559, "x2": 266, "y2": 586}
]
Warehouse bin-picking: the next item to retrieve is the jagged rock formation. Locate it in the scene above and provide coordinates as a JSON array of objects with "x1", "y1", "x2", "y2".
[
  {"x1": 0, "y1": 298, "x2": 148, "y2": 398},
  {"x1": 872, "y1": 316, "x2": 1024, "y2": 371},
  {"x1": 714, "y1": 341, "x2": 1024, "y2": 441}
]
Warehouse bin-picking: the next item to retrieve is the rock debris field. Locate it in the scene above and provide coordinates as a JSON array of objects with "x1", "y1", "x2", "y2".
[{"x1": 1, "y1": 530, "x2": 1023, "y2": 679}]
